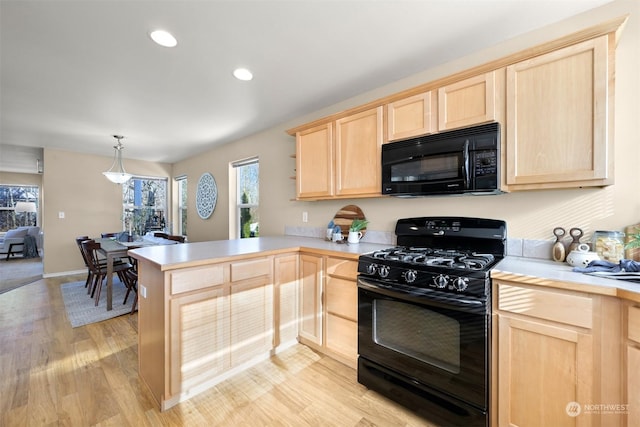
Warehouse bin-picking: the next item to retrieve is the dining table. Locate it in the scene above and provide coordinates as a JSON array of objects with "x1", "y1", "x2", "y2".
[{"x1": 95, "y1": 238, "x2": 147, "y2": 311}]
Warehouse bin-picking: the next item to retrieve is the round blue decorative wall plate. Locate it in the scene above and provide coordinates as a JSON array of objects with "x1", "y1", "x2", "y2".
[{"x1": 196, "y1": 172, "x2": 217, "y2": 219}]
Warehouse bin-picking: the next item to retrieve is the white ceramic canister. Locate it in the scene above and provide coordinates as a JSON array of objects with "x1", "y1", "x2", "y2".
[{"x1": 566, "y1": 243, "x2": 600, "y2": 267}]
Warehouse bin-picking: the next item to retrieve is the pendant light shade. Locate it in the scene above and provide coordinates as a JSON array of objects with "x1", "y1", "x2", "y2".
[{"x1": 103, "y1": 135, "x2": 132, "y2": 184}]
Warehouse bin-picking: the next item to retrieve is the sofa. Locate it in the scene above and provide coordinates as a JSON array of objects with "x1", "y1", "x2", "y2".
[{"x1": 0, "y1": 226, "x2": 41, "y2": 260}]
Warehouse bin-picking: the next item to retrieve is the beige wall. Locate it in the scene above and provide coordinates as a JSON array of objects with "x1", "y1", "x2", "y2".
[
  {"x1": 41, "y1": 149, "x2": 172, "y2": 275},
  {"x1": 175, "y1": 0, "x2": 639, "y2": 244}
]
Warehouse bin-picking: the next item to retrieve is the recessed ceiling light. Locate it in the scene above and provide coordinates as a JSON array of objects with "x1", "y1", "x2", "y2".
[
  {"x1": 150, "y1": 30, "x2": 177, "y2": 48},
  {"x1": 233, "y1": 68, "x2": 253, "y2": 81}
]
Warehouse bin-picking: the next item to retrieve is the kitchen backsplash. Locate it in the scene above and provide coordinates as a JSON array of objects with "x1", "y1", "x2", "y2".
[{"x1": 284, "y1": 226, "x2": 554, "y2": 260}]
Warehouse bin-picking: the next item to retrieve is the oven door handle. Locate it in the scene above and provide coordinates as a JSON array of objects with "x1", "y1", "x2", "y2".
[{"x1": 358, "y1": 279, "x2": 486, "y2": 311}]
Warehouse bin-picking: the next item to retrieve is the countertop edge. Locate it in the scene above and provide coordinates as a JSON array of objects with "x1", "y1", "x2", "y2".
[
  {"x1": 127, "y1": 236, "x2": 388, "y2": 271},
  {"x1": 492, "y1": 256, "x2": 640, "y2": 302}
]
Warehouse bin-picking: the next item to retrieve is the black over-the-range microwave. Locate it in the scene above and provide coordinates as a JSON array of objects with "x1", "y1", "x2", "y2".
[{"x1": 381, "y1": 122, "x2": 501, "y2": 197}]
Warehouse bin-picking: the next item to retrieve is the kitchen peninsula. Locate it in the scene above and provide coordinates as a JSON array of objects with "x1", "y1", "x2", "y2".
[
  {"x1": 129, "y1": 236, "x2": 640, "y2": 424},
  {"x1": 128, "y1": 236, "x2": 389, "y2": 411}
]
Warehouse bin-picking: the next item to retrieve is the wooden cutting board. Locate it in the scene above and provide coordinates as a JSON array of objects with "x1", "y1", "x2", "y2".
[{"x1": 625, "y1": 223, "x2": 640, "y2": 261}]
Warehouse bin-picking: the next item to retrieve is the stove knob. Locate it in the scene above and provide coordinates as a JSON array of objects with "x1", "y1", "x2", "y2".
[
  {"x1": 378, "y1": 265, "x2": 390, "y2": 278},
  {"x1": 404, "y1": 269, "x2": 417, "y2": 283},
  {"x1": 453, "y1": 277, "x2": 469, "y2": 292},
  {"x1": 366, "y1": 263, "x2": 378, "y2": 275},
  {"x1": 434, "y1": 274, "x2": 449, "y2": 288}
]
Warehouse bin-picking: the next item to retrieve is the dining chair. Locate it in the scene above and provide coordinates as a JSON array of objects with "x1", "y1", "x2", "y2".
[
  {"x1": 123, "y1": 257, "x2": 138, "y2": 314},
  {"x1": 75, "y1": 236, "x2": 92, "y2": 289},
  {"x1": 82, "y1": 240, "x2": 135, "y2": 306},
  {"x1": 167, "y1": 235, "x2": 186, "y2": 243}
]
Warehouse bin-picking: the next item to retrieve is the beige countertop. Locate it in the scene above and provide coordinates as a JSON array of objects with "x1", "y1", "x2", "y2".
[
  {"x1": 493, "y1": 256, "x2": 640, "y2": 303},
  {"x1": 129, "y1": 237, "x2": 640, "y2": 303},
  {"x1": 128, "y1": 235, "x2": 390, "y2": 271}
]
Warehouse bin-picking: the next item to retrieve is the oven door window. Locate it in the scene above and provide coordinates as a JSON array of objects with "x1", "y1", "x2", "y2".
[
  {"x1": 373, "y1": 298, "x2": 460, "y2": 374},
  {"x1": 390, "y1": 154, "x2": 460, "y2": 183}
]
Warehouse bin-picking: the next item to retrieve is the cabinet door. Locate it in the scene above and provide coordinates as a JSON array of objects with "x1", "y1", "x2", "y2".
[
  {"x1": 230, "y1": 277, "x2": 274, "y2": 366},
  {"x1": 169, "y1": 286, "x2": 230, "y2": 396},
  {"x1": 628, "y1": 346, "x2": 640, "y2": 425},
  {"x1": 505, "y1": 36, "x2": 610, "y2": 189},
  {"x1": 626, "y1": 305, "x2": 640, "y2": 426},
  {"x1": 438, "y1": 71, "x2": 496, "y2": 130},
  {"x1": 387, "y1": 92, "x2": 436, "y2": 142},
  {"x1": 298, "y1": 254, "x2": 323, "y2": 345},
  {"x1": 335, "y1": 107, "x2": 383, "y2": 196},
  {"x1": 274, "y1": 254, "x2": 299, "y2": 347},
  {"x1": 498, "y1": 315, "x2": 594, "y2": 427},
  {"x1": 296, "y1": 123, "x2": 333, "y2": 198}
]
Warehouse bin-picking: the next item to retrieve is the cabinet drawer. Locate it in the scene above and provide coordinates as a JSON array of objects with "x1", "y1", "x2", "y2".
[
  {"x1": 326, "y1": 313, "x2": 357, "y2": 359},
  {"x1": 170, "y1": 264, "x2": 226, "y2": 295},
  {"x1": 326, "y1": 258, "x2": 358, "y2": 279},
  {"x1": 326, "y1": 277, "x2": 357, "y2": 321},
  {"x1": 629, "y1": 305, "x2": 640, "y2": 344},
  {"x1": 497, "y1": 283, "x2": 593, "y2": 329},
  {"x1": 230, "y1": 257, "x2": 272, "y2": 282}
]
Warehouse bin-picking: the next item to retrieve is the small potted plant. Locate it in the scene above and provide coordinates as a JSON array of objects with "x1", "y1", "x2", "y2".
[
  {"x1": 626, "y1": 226, "x2": 640, "y2": 252},
  {"x1": 348, "y1": 219, "x2": 369, "y2": 244}
]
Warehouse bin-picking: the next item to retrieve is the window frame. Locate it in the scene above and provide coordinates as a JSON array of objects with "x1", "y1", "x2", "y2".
[
  {"x1": 122, "y1": 175, "x2": 168, "y2": 237},
  {"x1": 0, "y1": 184, "x2": 40, "y2": 231},
  {"x1": 229, "y1": 157, "x2": 259, "y2": 239}
]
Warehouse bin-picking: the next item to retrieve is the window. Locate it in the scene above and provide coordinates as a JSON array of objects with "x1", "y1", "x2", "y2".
[
  {"x1": 233, "y1": 158, "x2": 259, "y2": 238},
  {"x1": 122, "y1": 177, "x2": 168, "y2": 237},
  {"x1": 0, "y1": 185, "x2": 39, "y2": 231},
  {"x1": 176, "y1": 176, "x2": 187, "y2": 236}
]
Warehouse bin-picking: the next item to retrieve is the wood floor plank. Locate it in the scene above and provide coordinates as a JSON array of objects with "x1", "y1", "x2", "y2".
[{"x1": 0, "y1": 276, "x2": 435, "y2": 426}]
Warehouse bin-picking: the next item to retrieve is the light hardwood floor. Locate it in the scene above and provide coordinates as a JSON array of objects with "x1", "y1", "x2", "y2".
[{"x1": 0, "y1": 275, "x2": 435, "y2": 426}]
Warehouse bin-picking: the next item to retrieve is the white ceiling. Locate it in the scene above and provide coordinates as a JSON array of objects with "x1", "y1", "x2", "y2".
[{"x1": 0, "y1": 0, "x2": 613, "y2": 165}]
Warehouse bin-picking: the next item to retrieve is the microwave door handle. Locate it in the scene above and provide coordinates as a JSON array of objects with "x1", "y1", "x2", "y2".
[{"x1": 462, "y1": 139, "x2": 470, "y2": 189}]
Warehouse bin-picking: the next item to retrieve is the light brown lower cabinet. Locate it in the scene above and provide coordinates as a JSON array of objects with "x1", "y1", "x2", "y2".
[
  {"x1": 274, "y1": 253, "x2": 299, "y2": 349},
  {"x1": 625, "y1": 303, "x2": 640, "y2": 426},
  {"x1": 493, "y1": 280, "x2": 623, "y2": 427},
  {"x1": 297, "y1": 254, "x2": 359, "y2": 368},
  {"x1": 324, "y1": 257, "x2": 358, "y2": 366},
  {"x1": 298, "y1": 253, "x2": 323, "y2": 345},
  {"x1": 137, "y1": 255, "x2": 298, "y2": 411}
]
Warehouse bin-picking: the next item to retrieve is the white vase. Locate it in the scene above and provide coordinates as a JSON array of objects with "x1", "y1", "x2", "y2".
[{"x1": 347, "y1": 231, "x2": 363, "y2": 244}]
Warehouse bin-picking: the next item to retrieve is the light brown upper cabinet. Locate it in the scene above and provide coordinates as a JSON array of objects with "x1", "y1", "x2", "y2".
[
  {"x1": 438, "y1": 71, "x2": 497, "y2": 131},
  {"x1": 504, "y1": 35, "x2": 612, "y2": 190},
  {"x1": 295, "y1": 123, "x2": 333, "y2": 199},
  {"x1": 335, "y1": 107, "x2": 383, "y2": 197},
  {"x1": 295, "y1": 107, "x2": 383, "y2": 200},
  {"x1": 386, "y1": 91, "x2": 437, "y2": 142}
]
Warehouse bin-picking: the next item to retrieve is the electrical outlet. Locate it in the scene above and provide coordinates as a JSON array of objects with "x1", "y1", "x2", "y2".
[
  {"x1": 58, "y1": 211, "x2": 65, "y2": 219},
  {"x1": 140, "y1": 284, "x2": 147, "y2": 298},
  {"x1": 302, "y1": 211, "x2": 308, "y2": 222}
]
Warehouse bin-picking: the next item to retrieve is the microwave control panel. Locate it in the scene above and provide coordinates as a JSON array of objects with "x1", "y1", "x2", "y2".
[{"x1": 473, "y1": 151, "x2": 497, "y2": 177}]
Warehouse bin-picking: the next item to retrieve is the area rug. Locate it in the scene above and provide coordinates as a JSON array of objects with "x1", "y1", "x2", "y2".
[
  {"x1": 0, "y1": 257, "x2": 43, "y2": 294},
  {"x1": 61, "y1": 278, "x2": 134, "y2": 327}
]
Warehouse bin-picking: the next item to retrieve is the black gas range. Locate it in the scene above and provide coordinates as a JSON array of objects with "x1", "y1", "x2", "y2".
[{"x1": 357, "y1": 217, "x2": 506, "y2": 427}]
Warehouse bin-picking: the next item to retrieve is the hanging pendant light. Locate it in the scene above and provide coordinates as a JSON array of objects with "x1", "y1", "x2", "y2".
[{"x1": 103, "y1": 135, "x2": 132, "y2": 184}]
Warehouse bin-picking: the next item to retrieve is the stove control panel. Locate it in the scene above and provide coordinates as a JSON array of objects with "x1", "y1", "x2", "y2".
[
  {"x1": 425, "y1": 219, "x2": 461, "y2": 232},
  {"x1": 358, "y1": 259, "x2": 487, "y2": 296}
]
